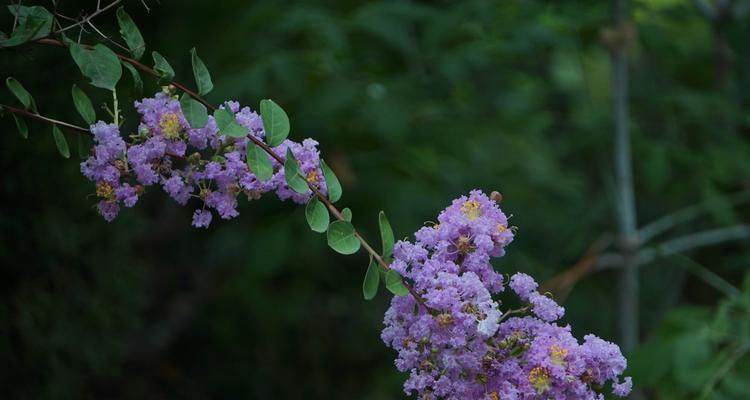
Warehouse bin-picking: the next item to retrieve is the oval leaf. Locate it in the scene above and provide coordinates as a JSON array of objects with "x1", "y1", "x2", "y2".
[
  {"x1": 52, "y1": 125, "x2": 70, "y2": 159},
  {"x1": 386, "y1": 270, "x2": 409, "y2": 297},
  {"x1": 190, "y1": 48, "x2": 213, "y2": 95},
  {"x1": 71, "y1": 84, "x2": 95, "y2": 125},
  {"x1": 12, "y1": 114, "x2": 28, "y2": 139},
  {"x1": 260, "y1": 99, "x2": 290, "y2": 147},
  {"x1": 320, "y1": 159, "x2": 342, "y2": 203},
  {"x1": 379, "y1": 211, "x2": 395, "y2": 259},
  {"x1": 327, "y1": 220, "x2": 360, "y2": 255},
  {"x1": 246, "y1": 143, "x2": 273, "y2": 181},
  {"x1": 363, "y1": 257, "x2": 380, "y2": 300},
  {"x1": 70, "y1": 43, "x2": 122, "y2": 91},
  {"x1": 152, "y1": 51, "x2": 174, "y2": 85},
  {"x1": 116, "y1": 6, "x2": 145, "y2": 59},
  {"x1": 342, "y1": 208, "x2": 352, "y2": 222},
  {"x1": 6, "y1": 77, "x2": 36, "y2": 112},
  {"x1": 284, "y1": 149, "x2": 309, "y2": 194},
  {"x1": 122, "y1": 61, "x2": 143, "y2": 95},
  {"x1": 180, "y1": 94, "x2": 208, "y2": 129},
  {"x1": 214, "y1": 108, "x2": 248, "y2": 138},
  {"x1": 305, "y1": 197, "x2": 329, "y2": 233}
]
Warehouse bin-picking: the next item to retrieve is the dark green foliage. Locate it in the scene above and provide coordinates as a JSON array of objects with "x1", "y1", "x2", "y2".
[{"x1": 2, "y1": 1, "x2": 750, "y2": 399}]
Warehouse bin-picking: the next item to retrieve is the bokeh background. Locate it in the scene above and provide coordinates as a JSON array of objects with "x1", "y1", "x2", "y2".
[{"x1": 2, "y1": 0, "x2": 750, "y2": 399}]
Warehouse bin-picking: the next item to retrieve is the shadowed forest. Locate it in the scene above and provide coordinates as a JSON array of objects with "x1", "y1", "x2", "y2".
[{"x1": 1, "y1": 0, "x2": 749, "y2": 399}]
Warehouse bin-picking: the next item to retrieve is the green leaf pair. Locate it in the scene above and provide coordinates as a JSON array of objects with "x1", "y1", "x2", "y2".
[{"x1": 361, "y1": 211, "x2": 404, "y2": 300}]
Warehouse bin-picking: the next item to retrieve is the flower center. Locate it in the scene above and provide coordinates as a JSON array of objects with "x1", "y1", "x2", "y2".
[
  {"x1": 96, "y1": 181, "x2": 114, "y2": 200},
  {"x1": 550, "y1": 344, "x2": 569, "y2": 365},
  {"x1": 306, "y1": 170, "x2": 318, "y2": 184},
  {"x1": 461, "y1": 199, "x2": 481, "y2": 221},
  {"x1": 529, "y1": 367, "x2": 551, "y2": 394},
  {"x1": 159, "y1": 112, "x2": 182, "y2": 139}
]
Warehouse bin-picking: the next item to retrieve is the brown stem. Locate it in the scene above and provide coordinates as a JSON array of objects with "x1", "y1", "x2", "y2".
[
  {"x1": 1, "y1": 103, "x2": 186, "y2": 160},
  {"x1": 1, "y1": 103, "x2": 90, "y2": 133}
]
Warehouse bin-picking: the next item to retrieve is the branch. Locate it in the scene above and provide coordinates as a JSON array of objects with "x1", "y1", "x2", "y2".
[
  {"x1": 0, "y1": 103, "x2": 90, "y2": 134},
  {"x1": 595, "y1": 224, "x2": 750, "y2": 271},
  {"x1": 24, "y1": 37, "x2": 426, "y2": 307},
  {"x1": 638, "y1": 189, "x2": 750, "y2": 244},
  {"x1": 51, "y1": 0, "x2": 123, "y2": 36}
]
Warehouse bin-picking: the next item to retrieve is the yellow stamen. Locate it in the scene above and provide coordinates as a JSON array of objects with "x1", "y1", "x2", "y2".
[
  {"x1": 461, "y1": 199, "x2": 481, "y2": 221},
  {"x1": 489, "y1": 392, "x2": 499, "y2": 400},
  {"x1": 96, "y1": 182, "x2": 114, "y2": 200},
  {"x1": 550, "y1": 344, "x2": 569, "y2": 366},
  {"x1": 159, "y1": 112, "x2": 182, "y2": 139},
  {"x1": 497, "y1": 224, "x2": 507, "y2": 233},
  {"x1": 529, "y1": 367, "x2": 551, "y2": 394},
  {"x1": 306, "y1": 170, "x2": 318, "y2": 184},
  {"x1": 433, "y1": 223, "x2": 439, "y2": 230}
]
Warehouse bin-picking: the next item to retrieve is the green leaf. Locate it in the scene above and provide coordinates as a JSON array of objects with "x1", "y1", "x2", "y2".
[
  {"x1": 379, "y1": 211, "x2": 395, "y2": 259},
  {"x1": 327, "y1": 220, "x2": 361, "y2": 255},
  {"x1": 190, "y1": 48, "x2": 213, "y2": 95},
  {"x1": 179, "y1": 94, "x2": 208, "y2": 129},
  {"x1": 1, "y1": 6, "x2": 52, "y2": 47},
  {"x1": 259, "y1": 99, "x2": 290, "y2": 147},
  {"x1": 320, "y1": 159, "x2": 342, "y2": 203},
  {"x1": 70, "y1": 43, "x2": 122, "y2": 91},
  {"x1": 305, "y1": 197, "x2": 329, "y2": 233},
  {"x1": 121, "y1": 62, "x2": 143, "y2": 95},
  {"x1": 12, "y1": 114, "x2": 28, "y2": 139},
  {"x1": 214, "y1": 108, "x2": 248, "y2": 138},
  {"x1": 52, "y1": 125, "x2": 70, "y2": 159},
  {"x1": 363, "y1": 257, "x2": 380, "y2": 300},
  {"x1": 284, "y1": 149, "x2": 309, "y2": 194},
  {"x1": 71, "y1": 84, "x2": 95, "y2": 125},
  {"x1": 342, "y1": 208, "x2": 352, "y2": 222},
  {"x1": 152, "y1": 51, "x2": 174, "y2": 85},
  {"x1": 246, "y1": 143, "x2": 273, "y2": 181},
  {"x1": 6, "y1": 77, "x2": 37, "y2": 112},
  {"x1": 385, "y1": 270, "x2": 409, "y2": 296},
  {"x1": 116, "y1": 6, "x2": 145, "y2": 59}
]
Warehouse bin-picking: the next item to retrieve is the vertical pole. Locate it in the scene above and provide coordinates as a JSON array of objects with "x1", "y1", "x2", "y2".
[{"x1": 611, "y1": 0, "x2": 639, "y2": 352}]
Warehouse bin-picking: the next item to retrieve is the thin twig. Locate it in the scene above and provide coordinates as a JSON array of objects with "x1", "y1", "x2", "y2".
[
  {"x1": 1, "y1": 103, "x2": 90, "y2": 133},
  {"x1": 638, "y1": 190, "x2": 750, "y2": 244},
  {"x1": 85, "y1": 20, "x2": 130, "y2": 52},
  {"x1": 52, "y1": 0, "x2": 122, "y2": 36},
  {"x1": 669, "y1": 254, "x2": 740, "y2": 297},
  {"x1": 594, "y1": 224, "x2": 750, "y2": 271}
]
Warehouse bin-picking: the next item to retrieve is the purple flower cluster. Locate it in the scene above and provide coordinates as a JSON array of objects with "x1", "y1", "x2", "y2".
[
  {"x1": 381, "y1": 190, "x2": 631, "y2": 399},
  {"x1": 80, "y1": 90, "x2": 327, "y2": 227}
]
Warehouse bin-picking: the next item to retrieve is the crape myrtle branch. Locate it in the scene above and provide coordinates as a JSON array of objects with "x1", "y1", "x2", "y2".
[{"x1": 7, "y1": 37, "x2": 428, "y2": 307}]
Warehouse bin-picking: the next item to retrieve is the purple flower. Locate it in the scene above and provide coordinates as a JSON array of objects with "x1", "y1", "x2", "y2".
[
  {"x1": 381, "y1": 190, "x2": 629, "y2": 399},
  {"x1": 191, "y1": 209, "x2": 212, "y2": 228},
  {"x1": 509, "y1": 273, "x2": 538, "y2": 301}
]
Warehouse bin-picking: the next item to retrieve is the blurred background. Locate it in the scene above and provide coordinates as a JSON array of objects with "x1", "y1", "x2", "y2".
[{"x1": 2, "y1": 0, "x2": 750, "y2": 398}]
